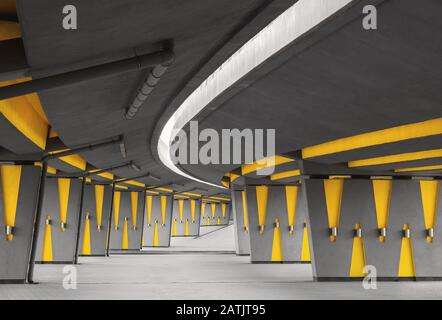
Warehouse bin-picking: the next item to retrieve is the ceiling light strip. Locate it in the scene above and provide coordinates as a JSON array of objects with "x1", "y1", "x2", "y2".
[{"x1": 157, "y1": 0, "x2": 352, "y2": 188}]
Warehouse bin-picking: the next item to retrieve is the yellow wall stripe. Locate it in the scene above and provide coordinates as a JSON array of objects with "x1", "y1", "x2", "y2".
[
  {"x1": 242, "y1": 156, "x2": 294, "y2": 176},
  {"x1": 97, "y1": 172, "x2": 114, "y2": 180},
  {"x1": 398, "y1": 224, "x2": 416, "y2": 277},
  {"x1": 161, "y1": 196, "x2": 167, "y2": 225},
  {"x1": 0, "y1": 80, "x2": 48, "y2": 150},
  {"x1": 420, "y1": 181, "x2": 439, "y2": 243},
  {"x1": 221, "y1": 203, "x2": 227, "y2": 218},
  {"x1": 113, "y1": 191, "x2": 121, "y2": 228},
  {"x1": 131, "y1": 192, "x2": 138, "y2": 228},
  {"x1": 241, "y1": 191, "x2": 248, "y2": 229},
  {"x1": 57, "y1": 178, "x2": 70, "y2": 229},
  {"x1": 82, "y1": 218, "x2": 91, "y2": 255},
  {"x1": 178, "y1": 199, "x2": 184, "y2": 222},
  {"x1": 172, "y1": 219, "x2": 177, "y2": 236},
  {"x1": 146, "y1": 195, "x2": 153, "y2": 225},
  {"x1": 0, "y1": 21, "x2": 21, "y2": 41},
  {"x1": 1, "y1": 165, "x2": 21, "y2": 241},
  {"x1": 349, "y1": 224, "x2": 367, "y2": 277},
  {"x1": 211, "y1": 203, "x2": 216, "y2": 218},
  {"x1": 191, "y1": 200, "x2": 196, "y2": 222},
  {"x1": 324, "y1": 179, "x2": 343, "y2": 241},
  {"x1": 0, "y1": 0, "x2": 17, "y2": 13},
  {"x1": 153, "y1": 221, "x2": 159, "y2": 246},
  {"x1": 271, "y1": 170, "x2": 301, "y2": 181},
  {"x1": 303, "y1": 118, "x2": 442, "y2": 159},
  {"x1": 271, "y1": 219, "x2": 283, "y2": 262},
  {"x1": 256, "y1": 186, "x2": 268, "y2": 228},
  {"x1": 349, "y1": 148, "x2": 442, "y2": 168},
  {"x1": 41, "y1": 216, "x2": 53, "y2": 262},
  {"x1": 300, "y1": 224, "x2": 311, "y2": 262},
  {"x1": 285, "y1": 186, "x2": 298, "y2": 227},
  {"x1": 95, "y1": 185, "x2": 104, "y2": 227},
  {"x1": 395, "y1": 164, "x2": 442, "y2": 173},
  {"x1": 121, "y1": 218, "x2": 129, "y2": 249},
  {"x1": 185, "y1": 219, "x2": 189, "y2": 236},
  {"x1": 125, "y1": 180, "x2": 145, "y2": 188},
  {"x1": 201, "y1": 203, "x2": 206, "y2": 218},
  {"x1": 372, "y1": 180, "x2": 392, "y2": 242}
]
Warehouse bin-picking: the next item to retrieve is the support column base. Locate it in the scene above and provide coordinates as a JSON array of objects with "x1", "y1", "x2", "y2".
[{"x1": 314, "y1": 277, "x2": 442, "y2": 282}]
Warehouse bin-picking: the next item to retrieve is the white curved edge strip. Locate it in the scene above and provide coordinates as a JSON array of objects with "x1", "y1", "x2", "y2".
[{"x1": 158, "y1": 0, "x2": 353, "y2": 189}]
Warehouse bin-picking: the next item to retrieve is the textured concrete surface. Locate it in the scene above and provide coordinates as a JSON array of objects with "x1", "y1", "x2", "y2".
[{"x1": 2, "y1": 225, "x2": 442, "y2": 299}]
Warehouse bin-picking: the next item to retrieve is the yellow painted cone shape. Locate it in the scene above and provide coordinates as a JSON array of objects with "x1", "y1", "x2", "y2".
[
  {"x1": 420, "y1": 181, "x2": 439, "y2": 243},
  {"x1": 153, "y1": 221, "x2": 159, "y2": 247},
  {"x1": 172, "y1": 219, "x2": 177, "y2": 236},
  {"x1": 185, "y1": 220, "x2": 189, "y2": 236},
  {"x1": 398, "y1": 224, "x2": 416, "y2": 277},
  {"x1": 82, "y1": 218, "x2": 91, "y2": 255},
  {"x1": 58, "y1": 178, "x2": 70, "y2": 232},
  {"x1": 324, "y1": 179, "x2": 344, "y2": 241},
  {"x1": 42, "y1": 216, "x2": 53, "y2": 262},
  {"x1": 161, "y1": 196, "x2": 167, "y2": 225},
  {"x1": 349, "y1": 224, "x2": 367, "y2": 277},
  {"x1": 1, "y1": 165, "x2": 22, "y2": 241},
  {"x1": 122, "y1": 218, "x2": 129, "y2": 250},
  {"x1": 372, "y1": 180, "x2": 392, "y2": 242},
  {"x1": 271, "y1": 219, "x2": 283, "y2": 262},
  {"x1": 301, "y1": 224, "x2": 311, "y2": 262},
  {"x1": 95, "y1": 185, "x2": 104, "y2": 228}
]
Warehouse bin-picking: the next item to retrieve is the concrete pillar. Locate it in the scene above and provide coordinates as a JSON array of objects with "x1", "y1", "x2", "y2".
[
  {"x1": 109, "y1": 190, "x2": 145, "y2": 251},
  {"x1": 35, "y1": 176, "x2": 83, "y2": 264},
  {"x1": 142, "y1": 194, "x2": 173, "y2": 247},
  {"x1": 200, "y1": 202, "x2": 230, "y2": 227},
  {"x1": 171, "y1": 198, "x2": 201, "y2": 237},
  {"x1": 78, "y1": 183, "x2": 113, "y2": 256},
  {"x1": 0, "y1": 164, "x2": 41, "y2": 283},
  {"x1": 232, "y1": 190, "x2": 250, "y2": 256},
  {"x1": 304, "y1": 178, "x2": 442, "y2": 281},
  {"x1": 245, "y1": 185, "x2": 311, "y2": 263}
]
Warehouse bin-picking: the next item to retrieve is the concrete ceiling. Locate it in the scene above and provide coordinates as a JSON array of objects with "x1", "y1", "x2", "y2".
[
  {"x1": 179, "y1": 0, "x2": 442, "y2": 184},
  {"x1": 12, "y1": 0, "x2": 296, "y2": 195}
]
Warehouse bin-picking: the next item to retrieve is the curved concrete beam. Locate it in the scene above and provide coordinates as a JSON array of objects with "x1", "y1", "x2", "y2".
[{"x1": 157, "y1": 0, "x2": 353, "y2": 187}]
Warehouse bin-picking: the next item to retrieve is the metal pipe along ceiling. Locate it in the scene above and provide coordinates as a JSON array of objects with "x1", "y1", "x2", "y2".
[
  {"x1": 125, "y1": 55, "x2": 175, "y2": 120},
  {"x1": 0, "y1": 50, "x2": 175, "y2": 100}
]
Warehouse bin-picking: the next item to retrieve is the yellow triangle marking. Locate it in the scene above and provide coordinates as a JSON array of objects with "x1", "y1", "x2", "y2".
[
  {"x1": 42, "y1": 216, "x2": 53, "y2": 262},
  {"x1": 372, "y1": 180, "x2": 392, "y2": 242},
  {"x1": 324, "y1": 179, "x2": 344, "y2": 241},
  {"x1": 271, "y1": 219, "x2": 283, "y2": 262},
  {"x1": 398, "y1": 224, "x2": 416, "y2": 277},
  {"x1": 94, "y1": 185, "x2": 104, "y2": 227},
  {"x1": 121, "y1": 218, "x2": 129, "y2": 250},
  {"x1": 301, "y1": 223, "x2": 311, "y2": 262},
  {"x1": 82, "y1": 217, "x2": 91, "y2": 255},
  {"x1": 131, "y1": 192, "x2": 138, "y2": 228},
  {"x1": 1, "y1": 165, "x2": 22, "y2": 241},
  {"x1": 420, "y1": 181, "x2": 439, "y2": 243},
  {"x1": 153, "y1": 221, "x2": 159, "y2": 246},
  {"x1": 349, "y1": 224, "x2": 367, "y2": 277},
  {"x1": 113, "y1": 192, "x2": 121, "y2": 228}
]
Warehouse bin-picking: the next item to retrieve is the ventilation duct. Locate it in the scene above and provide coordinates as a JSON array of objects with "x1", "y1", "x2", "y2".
[{"x1": 125, "y1": 54, "x2": 175, "y2": 120}]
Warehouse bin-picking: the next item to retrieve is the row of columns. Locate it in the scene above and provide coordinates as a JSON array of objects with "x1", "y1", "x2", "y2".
[
  {"x1": 232, "y1": 177, "x2": 442, "y2": 280},
  {"x1": 0, "y1": 164, "x2": 232, "y2": 283}
]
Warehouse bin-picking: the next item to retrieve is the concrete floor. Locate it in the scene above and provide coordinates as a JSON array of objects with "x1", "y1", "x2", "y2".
[
  {"x1": 143, "y1": 224, "x2": 235, "y2": 253},
  {"x1": 2, "y1": 225, "x2": 442, "y2": 299}
]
